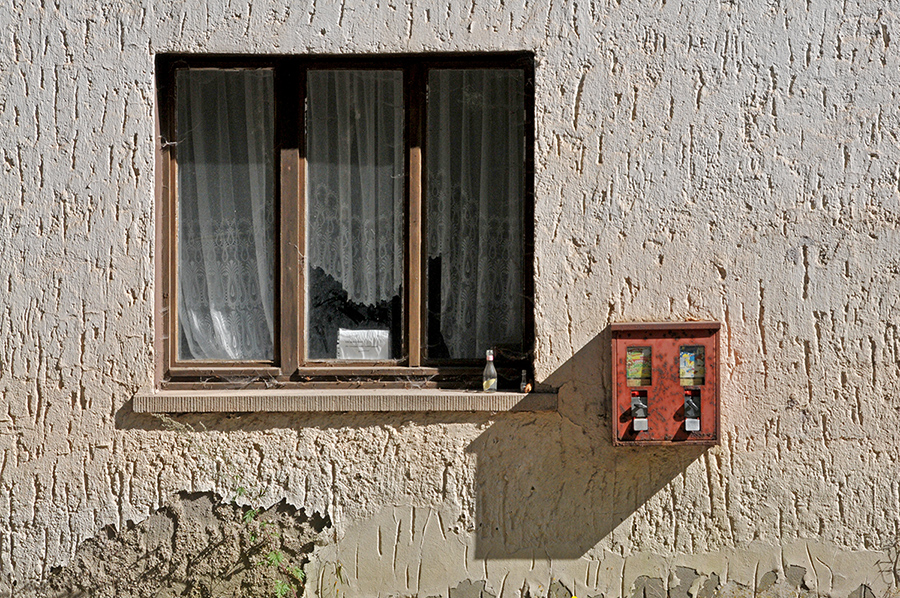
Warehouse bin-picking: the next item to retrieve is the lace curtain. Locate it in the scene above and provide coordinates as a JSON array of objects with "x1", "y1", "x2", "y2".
[
  {"x1": 176, "y1": 69, "x2": 276, "y2": 361},
  {"x1": 306, "y1": 70, "x2": 404, "y2": 359},
  {"x1": 426, "y1": 69, "x2": 525, "y2": 360},
  {"x1": 173, "y1": 67, "x2": 521, "y2": 362}
]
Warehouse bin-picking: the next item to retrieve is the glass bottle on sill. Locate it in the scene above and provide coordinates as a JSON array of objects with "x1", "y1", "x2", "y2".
[{"x1": 483, "y1": 349, "x2": 498, "y2": 392}]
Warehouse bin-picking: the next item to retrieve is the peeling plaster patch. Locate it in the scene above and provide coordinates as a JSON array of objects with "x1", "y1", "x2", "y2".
[
  {"x1": 669, "y1": 567, "x2": 700, "y2": 598},
  {"x1": 631, "y1": 577, "x2": 665, "y2": 598},
  {"x1": 848, "y1": 584, "x2": 876, "y2": 598},
  {"x1": 695, "y1": 573, "x2": 720, "y2": 598},
  {"x1": 759, "y1": 571, "x2": 778, "y2": 592},
  {"x1": 548, "y1": 580, "x2": 574, "y2": 598},
  {"x1": 14, "y1": 492, "x2": 331, "y2": 598},
  {"x1": 451, "y1": 579, "x2": 498, "y2": 598},
  {"x1": 785, "y1": 566, "x2": 809, "y2": 590}
]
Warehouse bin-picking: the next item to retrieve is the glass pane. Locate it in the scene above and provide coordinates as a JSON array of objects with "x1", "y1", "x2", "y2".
[
  {"x1": 426, "y1": 69, "x2": 526, "y2": 359},
  {"x1": 679, "y1": 345, "x2": 706, "y2": 386},
  {"x1": 306, "y1": 70, "x2": 404, "y2": 360},
  {"x1": 176, "y1": 69, "x2": 275, "y2": 361},
  {"x1": 626, "y1": 347, "x2": 652, "y2": 387}
]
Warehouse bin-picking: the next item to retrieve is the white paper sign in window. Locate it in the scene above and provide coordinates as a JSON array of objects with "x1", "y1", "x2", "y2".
[{"x1": 336, "y1": 329, "x2": 391, "y2": 360}]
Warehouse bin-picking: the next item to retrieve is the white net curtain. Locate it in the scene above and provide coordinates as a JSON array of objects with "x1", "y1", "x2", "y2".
[
  {"x1": 173, "y1": 66, "x2": 525, "y2": 364},
  {"x1": 176, "y1": 69, "x2": 276, "y2": 361},
  {"x1": 306, "y1": 70, "x2": 405, "y2": 360},
  {"x1": 426, "y1": 69, "x2": 525, "y2": 360}
]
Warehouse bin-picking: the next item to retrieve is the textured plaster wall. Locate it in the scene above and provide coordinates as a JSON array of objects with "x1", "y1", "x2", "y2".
[{"x1": 1, "y1": 0, "x2": 899, "y2": 596}]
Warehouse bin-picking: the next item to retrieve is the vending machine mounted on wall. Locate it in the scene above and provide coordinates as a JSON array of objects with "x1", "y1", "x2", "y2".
[{"x1": 611, "y1": 322, "x2": 720, "y2": 446}]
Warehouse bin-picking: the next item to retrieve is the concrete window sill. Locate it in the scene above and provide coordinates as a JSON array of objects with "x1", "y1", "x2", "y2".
[{"x1": 133, "y1": 388, "x2": 558, "y2": 413}]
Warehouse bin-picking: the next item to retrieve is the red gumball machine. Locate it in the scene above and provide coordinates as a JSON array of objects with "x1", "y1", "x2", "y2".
[{"x1": 611, "y1": 322, "x2": 721, "y2": 446}]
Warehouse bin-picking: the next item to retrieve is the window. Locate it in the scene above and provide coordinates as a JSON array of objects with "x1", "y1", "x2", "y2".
[{"x1": 156, "y1": 54, "x2": 534, "y2": 389}]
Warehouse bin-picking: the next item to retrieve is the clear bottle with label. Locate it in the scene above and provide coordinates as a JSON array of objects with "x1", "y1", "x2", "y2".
[{"x1": 483, "y1": 349, "x2": 498, "y2": 392}]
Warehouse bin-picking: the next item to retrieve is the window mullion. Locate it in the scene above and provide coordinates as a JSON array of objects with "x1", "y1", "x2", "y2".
[
  {"x1": 297, "y1": 64, "x2": 309, "y2": 367},
  {"x1": 162, "y1": 124, "x2": 177, "y2": 379},
  {"x1": 280, "y1": 148, "x2": 301, "y2": 374},
  {"x1": 407, "y1": 66, "x2": 425, "y2": 367},
  {"x1": 161, "y1": 61, "x2": 178, "y2": 379},
  {"x1": 277, "y1": 61, "x2": 303, "y2": 374}
]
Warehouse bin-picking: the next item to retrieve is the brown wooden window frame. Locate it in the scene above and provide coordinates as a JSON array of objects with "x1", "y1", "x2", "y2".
[{"x1": 155, "y1": 52, "x2": 535, "y2": 391}]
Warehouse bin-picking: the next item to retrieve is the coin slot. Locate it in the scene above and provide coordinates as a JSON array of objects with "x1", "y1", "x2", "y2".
[
  {"x1": 684, "y1": 388, "x2": 701, "y2": 432},
  {"x1": 631, "y1": 390, "x2": 649, "y2": 431}
]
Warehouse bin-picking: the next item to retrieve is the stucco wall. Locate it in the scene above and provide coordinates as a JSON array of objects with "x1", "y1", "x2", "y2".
[{"x1": 1, "y1": 0, "x2": 899, "y2": 596}]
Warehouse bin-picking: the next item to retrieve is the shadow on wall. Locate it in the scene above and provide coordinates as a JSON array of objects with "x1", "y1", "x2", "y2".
[
  {"x1": 466, "y1": 326, "x2": 707, "y2": 559},
  {"x1": 114, "y1": 327, "x2": 706, "y2": 562}
]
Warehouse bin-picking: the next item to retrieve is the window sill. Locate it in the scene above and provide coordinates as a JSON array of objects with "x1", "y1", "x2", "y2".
[{"x1": 133, "y1": 388, "x2": 557, "y2": 413}]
